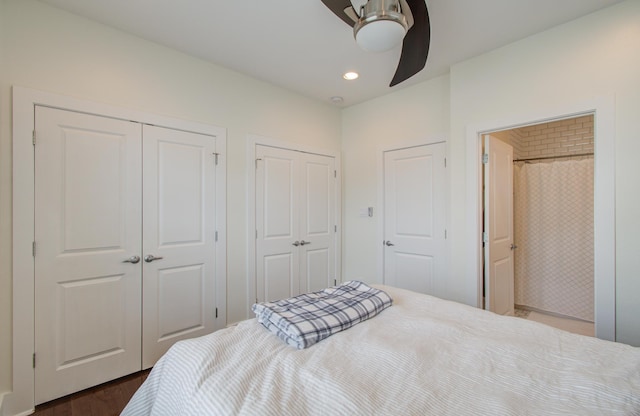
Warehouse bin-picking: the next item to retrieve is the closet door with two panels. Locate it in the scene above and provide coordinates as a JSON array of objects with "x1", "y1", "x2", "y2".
[
  {"x1": 34, "y1": 106, "x2": 219, "y2": 404},
  {"x1": 255, "y1": 145, "x2": 337, "y2": 303}
]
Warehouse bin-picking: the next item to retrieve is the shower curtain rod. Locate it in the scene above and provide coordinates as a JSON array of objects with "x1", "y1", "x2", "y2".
[{"x1": 513, "y1": 152, "x2": 594, "y2": 163}]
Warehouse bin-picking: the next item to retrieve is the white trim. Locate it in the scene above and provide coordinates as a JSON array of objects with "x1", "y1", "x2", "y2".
[
  {"x1": 213, "y1": 130, "x2": 228, "y2": 330},
  {"x1": 10, "y1": 86, "x2": 227, "y2": 415},
  {"x1": 465, "y1": 95, "x2": 615, "y2": 341},
  {"x1": 246, "y1": 134, "x2": 341, "y2": 318},
  {"x1": 376, "y1": 137, "x2": 449, "y2": 286}
]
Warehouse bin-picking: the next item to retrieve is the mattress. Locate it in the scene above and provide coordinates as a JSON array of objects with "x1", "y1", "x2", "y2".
[{"x1": 122, "y1": 285, "x2": 640, "y2": 415}]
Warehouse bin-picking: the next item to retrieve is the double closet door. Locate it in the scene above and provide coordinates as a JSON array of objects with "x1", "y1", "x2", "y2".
[
  {"x1": 255, "y1": 145, "x2": 337, "y2": 302},
  {"x1": 34, "y1": 107, "x2": 220, "y2": 404}
]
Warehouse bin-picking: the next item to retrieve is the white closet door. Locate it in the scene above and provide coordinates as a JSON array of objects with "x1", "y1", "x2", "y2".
[
  {"x1": 142, "y1": 125, "x2": 218, "y2": 368},
  {"x1": 383, "y1": 144, "x2": 446, "y2": 297},
  {"x1": 34, "y1": 107, "x2": 142, "y2": 404},
  {"x1": 255, "y1": 145, "x2": 300, "y2": 302},
  {"x1": 299, "y1": 153, "x2": 336, "y2": 293}
]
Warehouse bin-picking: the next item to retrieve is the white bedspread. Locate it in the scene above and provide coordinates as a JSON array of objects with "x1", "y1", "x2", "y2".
[{"x1": 122, "y1": 286, "x2": 640, "y2": 415}]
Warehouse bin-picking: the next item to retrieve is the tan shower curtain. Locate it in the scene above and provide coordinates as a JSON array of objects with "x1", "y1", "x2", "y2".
[{"x1": 514, "y1": 159, "x2": 594, "y2": 322}]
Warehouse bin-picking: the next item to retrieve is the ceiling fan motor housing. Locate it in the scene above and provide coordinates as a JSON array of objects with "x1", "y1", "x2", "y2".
[{"x1": 353, "y1": 0, "x2": 408, "y2": 52}]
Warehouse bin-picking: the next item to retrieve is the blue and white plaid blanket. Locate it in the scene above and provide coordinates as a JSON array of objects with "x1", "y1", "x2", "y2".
[{"x1": 252, "y1": 281, "x2": 393, "y2": 349}]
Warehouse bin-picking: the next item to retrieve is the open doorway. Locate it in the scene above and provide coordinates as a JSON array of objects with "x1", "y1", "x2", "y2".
[
  {"x1": 466, "y1": 97, "x2": 615, "y2": 342},
  {"x1": 483, "y1": 115, "x2": 595, "y2": 336}
]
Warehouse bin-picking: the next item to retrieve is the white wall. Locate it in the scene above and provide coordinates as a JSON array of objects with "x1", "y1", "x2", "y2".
[
  {"x1": 447, "y1": 0, "x2": 640, "y2": 345},
  {"x1": 341, "y1": 76, "x2": 450, "y2": 283},
  {"x1": 0, "y1": 0, "x2": 341, "y2": 399}
]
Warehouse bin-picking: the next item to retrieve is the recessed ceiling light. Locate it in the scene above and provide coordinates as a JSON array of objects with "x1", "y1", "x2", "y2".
[{"x1": 343, "y1": 72, "x2": 359, "y2": 80}]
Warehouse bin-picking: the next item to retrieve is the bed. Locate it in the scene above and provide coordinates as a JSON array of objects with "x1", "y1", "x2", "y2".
[{"x1": 122, "y1": 284, "x2": 640, "y2": 415}]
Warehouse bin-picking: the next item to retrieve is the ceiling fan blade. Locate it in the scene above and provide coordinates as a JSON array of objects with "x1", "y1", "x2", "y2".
[
  {"x1": 321, "y1": 0, "x2": 356, "y2": 27},
  {"x1": 390, "y1": 0, "x2": 430, "y2": 87}
]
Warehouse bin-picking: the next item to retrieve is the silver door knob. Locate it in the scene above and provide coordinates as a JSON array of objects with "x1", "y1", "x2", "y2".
[
  {"x1": 123, "y1": 255, "x2": 141, "y2": 264},
  {"x1": 300, "y1": 240, "x2": 310, "y2": 246},
  {"x1": 384, "y1": 240, "x2": 394, "y2": 246},
  {"x1": 510, "y1": 244, "x2": 518, "y2": 250},
  {"x1": 292, "y1": 241, "x2": 300, "y2": 246},
  {"x1": 144, "y1": 254, "x2": 164, "y2": 263}
]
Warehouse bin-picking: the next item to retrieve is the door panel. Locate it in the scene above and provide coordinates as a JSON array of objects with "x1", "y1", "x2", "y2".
[
  {"x1": 492, "y1": 258, "x2": 513, "y2": 315},
  {"x1": 58, "y1": 276, "x2": 127, "y2": 365},
  {"x1": 305, "y1": 162, "x2": 331, "y2": 235},
  {"x1": 156, "y1": 265, "x2": 205, "y2": 340},
  {"x1": 157, "y1": 141, "x2": 205, "y2": 244},
  {"x1": 34, "y1": 106, "x2": 142, "y2": 404},
  {"x1": 484, "y1": 134, "x2": 515, "y2": 316},
  {"x1": 263, "y1": 253, "x2": 295, "y2": 302},
  {"x1": 393, "y1": 253, "x2": 434, "y2": 294},
  {"x1": 142, "y1": 125, "x2": 217, "y2": 368},
  {"x1": 383, "y1": 144, "x2": 446, "y2": 297},
  {"x1": 305, "y1": 248, "x2": 330, "y2": 293},
  {"x1": 263, "y1": 157, "x2": 296, "y2": 239}
]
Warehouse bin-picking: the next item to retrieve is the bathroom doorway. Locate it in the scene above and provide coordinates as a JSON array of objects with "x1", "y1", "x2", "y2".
[{"x1": 483, "y1": 115, "x2": 595, "y2": 335}]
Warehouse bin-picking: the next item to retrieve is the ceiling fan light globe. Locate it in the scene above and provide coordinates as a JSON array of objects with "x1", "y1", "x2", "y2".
[{"x1": 355, "y1": 19, "x2": 407, "y2": 52}]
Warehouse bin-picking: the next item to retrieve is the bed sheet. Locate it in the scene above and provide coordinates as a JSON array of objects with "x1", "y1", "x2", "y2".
[{"x1": 122, "y1": 285, "x2": 640, "y2": 415}]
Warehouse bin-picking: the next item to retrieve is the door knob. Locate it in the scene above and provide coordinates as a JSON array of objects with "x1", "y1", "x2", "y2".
[
  {"x1": 300, "y1": 240, "x2": 310, "y2": 246},
  {"x1": 292, "y1": 241, "x2": 300, "y2": 246},
  {"x1": 384, "y1": 240, "x2": 394, "y2": 246},
  {"x1": 510, "y1": 244, "x2": 518, "y2": 250},
  {"x1": 144, "y1": 254, "x2": 164, "y2": 263},
  {"x1": 123, "y1": 255, "x2": 141, "y2": 264}
]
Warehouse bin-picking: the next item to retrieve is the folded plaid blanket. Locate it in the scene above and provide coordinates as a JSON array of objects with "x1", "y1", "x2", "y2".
[{"x1": 252, "y1": 281, "x2": 393, "y2": 349}]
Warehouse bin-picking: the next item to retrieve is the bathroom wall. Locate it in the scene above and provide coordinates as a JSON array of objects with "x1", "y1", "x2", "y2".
[{"x1": 515, "y1": 115, "x2": 594, "y2": 160}]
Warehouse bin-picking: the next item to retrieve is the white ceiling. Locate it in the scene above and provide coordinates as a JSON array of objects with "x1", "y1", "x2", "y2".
[{"x1": 39, "y1": 0, "x2": 623, "y2": 107}]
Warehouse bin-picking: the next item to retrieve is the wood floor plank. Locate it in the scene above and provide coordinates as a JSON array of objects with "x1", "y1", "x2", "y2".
[{"x1": 32, "y1": 370, "x2": 150, "y2": 416}]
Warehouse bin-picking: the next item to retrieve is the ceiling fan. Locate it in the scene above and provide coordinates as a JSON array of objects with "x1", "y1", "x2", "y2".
[{"x1": 321, "y1": 0, "x2": 431, "y2": 87}]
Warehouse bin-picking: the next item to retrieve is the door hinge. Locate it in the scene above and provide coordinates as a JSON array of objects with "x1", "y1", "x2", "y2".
[
  {"x1": 482, "y1": 231, "x2": 488, "y2": 243},
  {"x1": 215, "y1": 307, "x2": 218, "y2": 318},
  {"x1": 255, "y1": 158, "x2": 262, "y2": 169},
  {"x1": 334, "y1": 225, "x2": 337, "y2": 233},
  {"x1": 444, "y1": 157, "x2": 447, "y2": 168},
  {"x1": 215, "y1": 231, "x2": 218, "y2": 242},
  {"x1": 334, "y1": 170, "x2": 337, "y2": 178},
  {"x1": 482, "y1": 153, "x2": 489, "y2": 164},
  {"x1": 32, "y1": 130, "x2": 36, "y2": 146},
  {"x1": 256, "y1": 229, "x2": 258, "y2": 239},
  {"x1": 444, "y1": 229, "x2": 447, "y2": 239},
  {"x1": 334, "y1": 279, "x2": 337, "y2": 286},
  {"x1": 33, "y1": 353, "x2": 36, "y2": 368},
  {"x1": 212, "y1": 152, "x2": 219, "y2": 165},
  {"x1": 32, "y1": 241, "x2": 36, "y2": 257}
]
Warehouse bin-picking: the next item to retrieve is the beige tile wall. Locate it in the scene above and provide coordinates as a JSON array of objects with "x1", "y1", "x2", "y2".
[{"x1": 513, "y1": 115, "x2": 594, "y2": 161}]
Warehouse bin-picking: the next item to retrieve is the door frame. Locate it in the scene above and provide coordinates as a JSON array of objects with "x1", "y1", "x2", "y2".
[
  {"x1": 10, "y1": 86, "x2": 227, "y2": 415},
  {"x1": 376, "y1": 138, "x2": 449, "y2": 285},
  {"x1": 465, "y1": 95, "x2": 615, "y2": 341},
  {"x1": 246, "y1": 135, "x2": 341, "y2": 318}
]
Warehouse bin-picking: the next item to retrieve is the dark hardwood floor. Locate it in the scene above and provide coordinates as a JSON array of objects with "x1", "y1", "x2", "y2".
[{"x1": 32, "y1": 370, "x2": 150, "y2": 416}]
